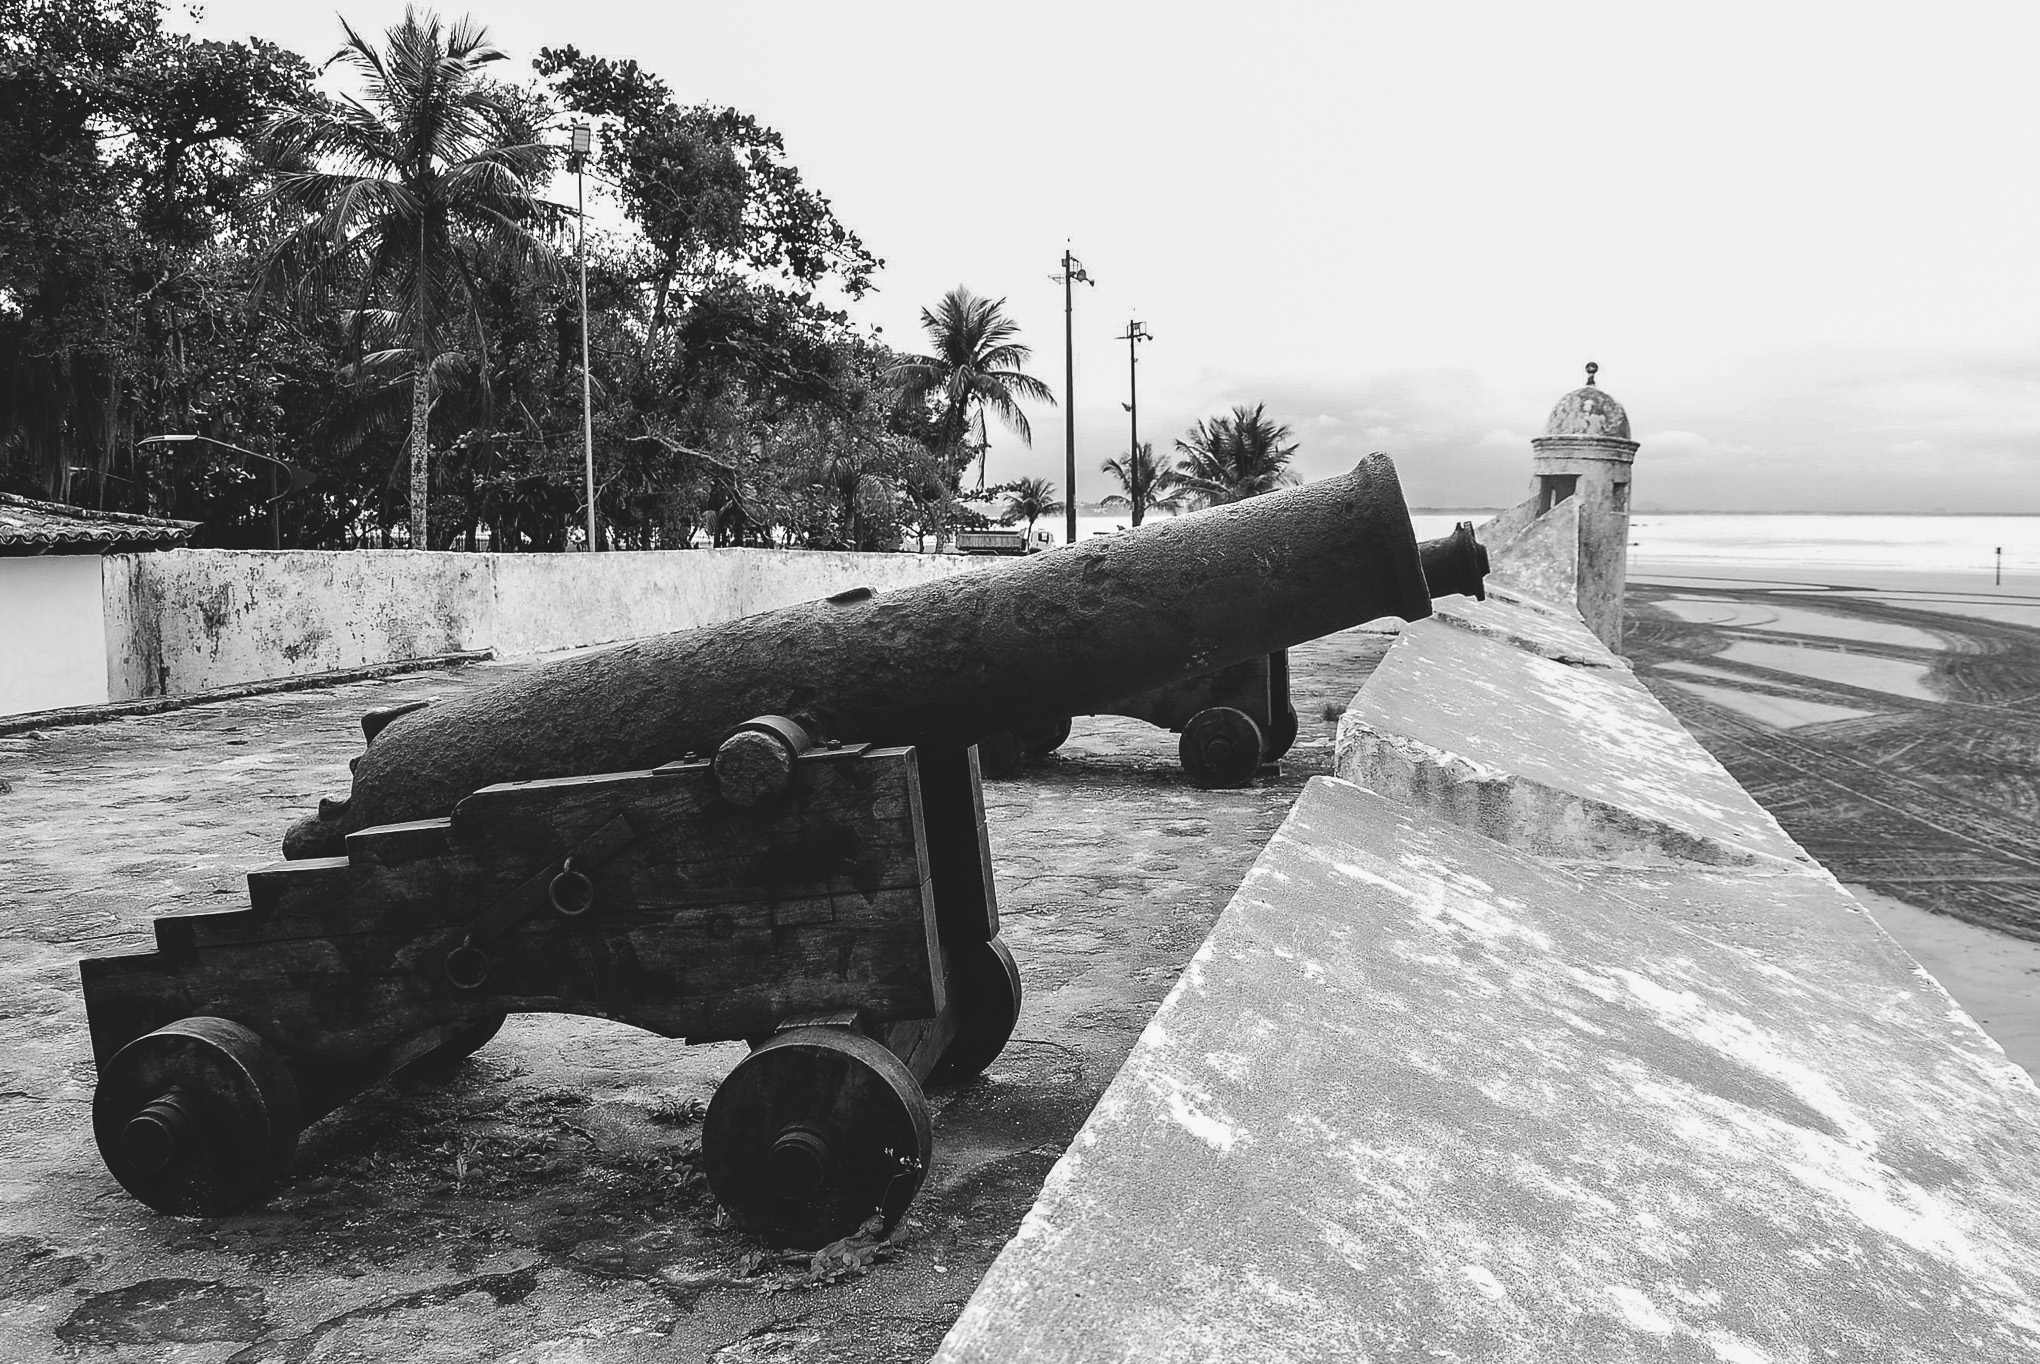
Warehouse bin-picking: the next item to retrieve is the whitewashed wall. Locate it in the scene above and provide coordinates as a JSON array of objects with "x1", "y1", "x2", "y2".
[
  {"x1": 102, "y1": 551, "x2": 497, "y2": 701},
  {"x1": 0, "y1": 557, "x2": 109, "y2": 713},
  {"x1": 4, "y1": 547, "x2": 984, "y2": 716}
]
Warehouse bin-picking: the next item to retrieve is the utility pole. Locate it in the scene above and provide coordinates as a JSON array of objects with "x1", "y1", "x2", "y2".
[
  {"x1": 1116, "y1": 318, "x2": 1152, "y2": 524},
  {"x1": 571, "y1": 122, "x2": 599, "y2": 552},
  {"x1": 1052, "y1": 245, "x2": 1092, "y2": 546}
]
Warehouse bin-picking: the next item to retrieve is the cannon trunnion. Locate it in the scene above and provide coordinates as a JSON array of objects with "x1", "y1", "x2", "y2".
[{"x1": 79, "y1": 731, "x2": 1017, "y2": 1248}]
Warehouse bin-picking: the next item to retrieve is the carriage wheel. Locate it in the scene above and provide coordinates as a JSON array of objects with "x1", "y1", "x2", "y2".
[
  {"x1": 1019, "y1": 717, "x2": 1073, "y2": 758},
  {"x1": 92, "y1": 1017, "x2": 302, "y2": 1217},
  {"x1": 929, "y1": 937, "x2": 1024, "y2": 1086},
  {"x1": 703, "y1": 1028, "x2": 933, "y2": 1249},
  {"x1": 1179, "y1": 706, "x2": 1265, "y2": 788},
  {"x1": 1266, "y1": 703, "x2": 1300, "y2": 761}
]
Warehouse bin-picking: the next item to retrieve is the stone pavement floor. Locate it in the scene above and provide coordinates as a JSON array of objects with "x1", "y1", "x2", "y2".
[{"x1": 0, "y1": 628, "x2": 1393, "y2": 1364}]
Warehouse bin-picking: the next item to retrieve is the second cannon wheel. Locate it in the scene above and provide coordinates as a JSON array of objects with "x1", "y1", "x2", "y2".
[
  {"x1": 1179, "y1": 706, "x2": 1265, "y2": 789},
  {"x1": 929, "y1": 937, "x2": 1024, "y2": 1086},
  {"x1": 1266, "y1": 703, "x2": 1300, "y2": 762},
  {"x1": 703, "y1": 1028, "x2": 933, "y2": 1249},
  {"x1": 1018, "y1": 717, "x2": 1073, "y2": 758}
]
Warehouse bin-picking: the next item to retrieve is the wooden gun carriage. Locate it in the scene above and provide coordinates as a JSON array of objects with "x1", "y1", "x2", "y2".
[
  {"x1": 77, "y1": 454, "x2": 1481, "y2": 1246},
  {"x1": 81, "y1": 723, "x2": 1013, "y2": 1248}
]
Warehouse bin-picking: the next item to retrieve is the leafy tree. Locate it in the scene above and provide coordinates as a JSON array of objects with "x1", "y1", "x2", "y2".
[
  {"x1": 253, "y1": 6, "x2": 558, "y2": 548},
  {"x1": 1173, "y1": 402, "x2": 1300, "y2": 507},
  {"x1": 536, "y1": 46, "x2": 879, "y2": 365},
  {"x1": 890, "y1": 287, "x2": 1053, "y2": 493},
  {"x1": 1100, "y1": 441, "x2": 1185, "y2": 526},
  {"x1": 530, "y1": 46, "x2": 891, "y2": 551},
  {"x1": 999, "y1": 476, "x2": 1064, "y2": 539},
  {"x1": 0, "y1": 0, "x2": 313, "y2": 502}
]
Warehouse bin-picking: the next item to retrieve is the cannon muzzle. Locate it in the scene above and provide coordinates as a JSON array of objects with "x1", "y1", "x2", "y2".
[
  {"x1": 286, "y1": 452, "x2": 1468, "y2": 857},
  {"x1": 1419, "y1": 521, "x2": 1490, "y2": 601}
]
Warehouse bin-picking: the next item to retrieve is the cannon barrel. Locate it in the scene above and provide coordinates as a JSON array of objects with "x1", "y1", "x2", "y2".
[{"x1": 286, "y1": 452, "x2": 1463, "y2": 857}]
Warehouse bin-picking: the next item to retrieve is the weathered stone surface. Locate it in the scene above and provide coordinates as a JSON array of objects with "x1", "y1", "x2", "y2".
[
  {"x1": 1336, "y1": 618, "x2": 1805, "y2": 866},
  {"x1": 1473, "y1": 492, "x2": 1542, "y2": 556},
  {"x1": 1431, "y1": 587, "x2": 1636, "y2": 680},
  {"x1": 1484, "y1": 578, "x2": 1583, "y2": 620},
  {"x1": 87, "y1": 546, "x2": 986, "y2": 711},
  {"x1": 934, "y1": 778, "x2": 2040, "y2": 1364},
  {"x1": 1484, "y1": 493, "x2": 1580, "y2": 609}
]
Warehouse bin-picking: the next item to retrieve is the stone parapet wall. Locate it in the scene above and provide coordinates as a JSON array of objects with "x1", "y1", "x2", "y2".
[{"x1": 3, "y1": 547, "x2": 980, "y2": 715}]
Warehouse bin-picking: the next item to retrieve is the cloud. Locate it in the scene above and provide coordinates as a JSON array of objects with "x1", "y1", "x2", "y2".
[
  {"x1": 1032, "y1": 342, "x2": 2040, "y2": 512},
  {"x1": 1640, "y1": 430, "x2": 1711, "y2": 457}
]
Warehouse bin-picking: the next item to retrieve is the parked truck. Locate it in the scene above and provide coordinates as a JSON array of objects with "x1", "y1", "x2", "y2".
[{"x1": 954, "y1": 527, "x2": 1055, "y2": 555}]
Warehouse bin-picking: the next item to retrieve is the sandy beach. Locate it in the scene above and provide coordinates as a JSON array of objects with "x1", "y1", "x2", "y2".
[{"x1": 1625, "y1": 557, "x2": 2040, "y2": 1082}]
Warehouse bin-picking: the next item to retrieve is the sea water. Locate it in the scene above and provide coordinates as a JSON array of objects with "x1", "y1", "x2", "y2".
[
  {"x1": 1628, "y1": 514, "x2": 2040, "y2": 576},
  {"x1": 1056, "y1": 511, "x2": 2040, "y2": 576}
]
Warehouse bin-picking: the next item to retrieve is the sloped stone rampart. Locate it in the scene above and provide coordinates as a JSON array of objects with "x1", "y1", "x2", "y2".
[
  {"x1": 1335, "y1": 617, "x2": 1806, "y2": 866},
  {"x1": 934, "y1": 780, "x2": 2040, "y2": 1364},
  {"x1": 1431, "y1": 587, "x2": 1638, "y2": 680}
]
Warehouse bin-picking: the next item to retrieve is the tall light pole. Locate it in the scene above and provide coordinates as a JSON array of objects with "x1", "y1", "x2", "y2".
[
  {"x1": 1116, "y1": 318, "x2": 1152, "y2": 524},
  {"x1": 570, "y1": 121, "x2": 599, "y2": 552},
  {"x1": 1052, "y1": 245, "x2": 1092, "y2": 545}
]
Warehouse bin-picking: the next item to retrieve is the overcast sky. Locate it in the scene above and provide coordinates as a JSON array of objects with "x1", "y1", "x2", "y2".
[{"x1": 172, "y1": 0, "x2": 2040, "y2": 512}]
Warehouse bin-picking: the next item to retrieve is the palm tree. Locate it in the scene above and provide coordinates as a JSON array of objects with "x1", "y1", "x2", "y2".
[
  {"x1": 1173, "y1": 403, "x2": 1301, "y2": 508},
  {"x1": 890, "y1": 287, "x2": 1054, "y2": 492},
  {"x1": 1000, "y1": 475, "x2": 1064, "y2": 540},
  {"x1": 254, "y1": 7, "x2": 556, "y2": 549},
  {"x1": 1099, "y1": 442, "x2": 1186, "y2": 527}
]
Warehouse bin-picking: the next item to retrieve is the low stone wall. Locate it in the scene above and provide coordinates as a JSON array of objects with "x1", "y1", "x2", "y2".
[
  {"x1": 101, "y1": 550, "x2": 496, "y2": 701},
  {"x1": 3, "y1": 547, "x2": 980, "y2": 716},
  {"x1": 483, "y1": 547, "x2": 972, "y2": 661},
  {"x1": 934, "y1": 556, "x2": 2040, "y2": 1359}
]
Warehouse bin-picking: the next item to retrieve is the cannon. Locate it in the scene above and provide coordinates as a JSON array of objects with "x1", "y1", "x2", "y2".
[
  {"x1": 77, "y1": 453, "x2": 1481, "y2": 1245},
  {"x1": 981, "y1": 520, "x2": 1492, "y2": 787}
]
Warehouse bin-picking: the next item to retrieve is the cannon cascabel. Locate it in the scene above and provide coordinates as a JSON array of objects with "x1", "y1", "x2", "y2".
[{"x1": 283, "y1": 452, "x2": 1444, "y2": 858}]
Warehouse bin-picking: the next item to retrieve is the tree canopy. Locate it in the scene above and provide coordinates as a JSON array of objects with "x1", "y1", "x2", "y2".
[
  {"x1": 0, "y1": 4, "x2": 1060, "y2": 556},
  {"x1": 890, "y1": 287, "x2": 1053, "y2": 494},
  {"x1": 254, "y1": 7, "x2": 558, "y2": 547},
  {"x1": 1173, "y1": 403, "x2": 1300, "y2": 508}
]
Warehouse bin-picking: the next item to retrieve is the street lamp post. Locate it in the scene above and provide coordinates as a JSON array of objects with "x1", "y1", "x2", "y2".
[
  {"x1": 1052, "y1": 246, "x2": 1092, "y2": 546},
  {"x1": 134, "y1": 434, "x2": 309, "y2": 549},
  {"x1": 1116, "y1": 318, "x2": 1152, "y2": 525},
  {"x1": 571, "y1": 121, "x2": 599, "y2": 552}
]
